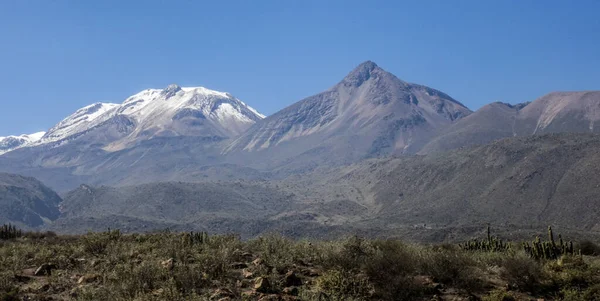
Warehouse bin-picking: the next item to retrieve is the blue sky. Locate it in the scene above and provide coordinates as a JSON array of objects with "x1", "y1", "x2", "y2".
[{"x1": 1, "y1": 0, "x2": 599, "y2": 136}]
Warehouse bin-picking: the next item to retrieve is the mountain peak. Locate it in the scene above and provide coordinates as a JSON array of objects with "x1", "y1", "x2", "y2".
[
  {"x1": 342, "y1": 60, "x2": 383, "y2": 87},
  {"x1": 162, "y1": 84, "x2": 182, "y2": 98},
  {"x1": 355, "y1": 60, "x2": 378, "y2": 71}
]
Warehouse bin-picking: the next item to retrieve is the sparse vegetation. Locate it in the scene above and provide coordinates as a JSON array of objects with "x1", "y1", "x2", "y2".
[{"x1": 1, "y1": 226, "x2": 600, "y2": 300}]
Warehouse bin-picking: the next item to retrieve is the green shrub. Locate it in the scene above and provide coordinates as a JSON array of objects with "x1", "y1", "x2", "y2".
[
  {"x1": 419, "y1": 248, "x2": 482, "y2": 291},
  {"x1": 498, "y1": 252, "x2": 544, "y2": 293},
  {"x1": 82, "y1": 234, "x2": 110, "y2": 255},
  {"x1": 363, "y1": 240, "x2": 423, "y2": 299},
  {"x1": 317, "y1": 269, "x2": 373, "y2": 300}
]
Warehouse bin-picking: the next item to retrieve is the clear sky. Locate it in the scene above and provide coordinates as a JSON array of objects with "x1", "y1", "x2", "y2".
[{"x1": 1, "y1": 0, "x2": 599, "y2": 136}]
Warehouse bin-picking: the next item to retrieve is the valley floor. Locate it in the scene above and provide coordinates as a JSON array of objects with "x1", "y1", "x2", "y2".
[{"x1": 1, "y1": 230, "x2": 600, "y2": 301}]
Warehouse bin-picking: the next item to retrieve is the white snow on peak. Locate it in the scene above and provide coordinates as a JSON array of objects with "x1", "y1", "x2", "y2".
[
  {"x1": 181, "y1": 86, "x2": 229, "y2": 98},
  {"x1": 39, "y1": 102, "x2": 120, "y2": 144},
  {"x1": 33, "y1": 84, "x2": 265, "y2": 147},
  {"x1": 0, "y1": 131, "x2": 47, "y2": 155},
  {"x1": 27, "y1": 131, "x2": 46, "y2": 141}
]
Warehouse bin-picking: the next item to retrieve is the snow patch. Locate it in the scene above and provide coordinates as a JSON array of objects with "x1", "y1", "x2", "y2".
[{"x1": 0, "y1": 131, "x2": 47, "y2": 155}]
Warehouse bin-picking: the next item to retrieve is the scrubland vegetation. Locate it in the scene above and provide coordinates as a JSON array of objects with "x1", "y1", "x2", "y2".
[{"x1": 1, "y1": 225, "x2": 600, "y2": 301}]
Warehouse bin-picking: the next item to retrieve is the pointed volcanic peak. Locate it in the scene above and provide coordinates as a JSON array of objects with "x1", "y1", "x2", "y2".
[
  {"x1": 0, "y1": 131, "x2": 46, "y2": 155},
  {"x1": 34, "y1": 84, "x2": 264, "y2": 151},
  {"x1": 226, "y1": 61, "x2": 471, "y2": 167}
]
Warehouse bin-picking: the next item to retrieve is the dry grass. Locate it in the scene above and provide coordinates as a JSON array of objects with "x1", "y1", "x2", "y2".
[{"x1": 1, "y1": 231, "x2": 600, "y2": 300}]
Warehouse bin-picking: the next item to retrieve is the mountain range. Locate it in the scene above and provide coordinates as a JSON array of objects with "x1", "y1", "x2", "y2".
[{"x1": 1, "y1": 61, "x2": 600, "y2": 241}]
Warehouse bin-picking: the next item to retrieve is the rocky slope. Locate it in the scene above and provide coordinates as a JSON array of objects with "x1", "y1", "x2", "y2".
[
  {"x1": 0, "y1": 173, "x2": 62, "y2": 227},
  {"x1": 41, "y1": 133, "x2": 600, "y2": 242},
  {"x1": 225, "y1": 61, "x2": 472, "y2": 169},
  {"x1": 330, "y1": 133, "x2": 600, "y2": 240},
  {"x1": 421, "y1": 91, "x2": 600, "y2": 154},
  {"x1": 52, "y1": 181, "x2": 296, "y2": 236}
]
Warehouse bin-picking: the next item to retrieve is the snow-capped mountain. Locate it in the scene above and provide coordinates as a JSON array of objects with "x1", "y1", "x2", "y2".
[
  {"x1": 35, "y1": 84, "x2": 264, "y2": 151},
  {"x1": 0, "y1": 132, "x2": 46, "y2": 155}
]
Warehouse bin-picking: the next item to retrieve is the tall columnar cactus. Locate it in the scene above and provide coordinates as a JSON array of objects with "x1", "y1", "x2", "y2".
[
  {"x1": 523, "y1": 226, "x2": 576, "y2": 260},
  {"x1": 459, "y1": 224, "x2": 512, "y2": 252},
  {"x1": 0, "y1": 224, "x2": 22, "y2": 240}
]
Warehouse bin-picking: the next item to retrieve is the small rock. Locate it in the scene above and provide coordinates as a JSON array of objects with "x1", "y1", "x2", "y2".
[
  {"x1": 254, "y1": 276, "x2": 271, "y2": 293},
  {"x1": 90, "y1": 259, "x2": 103, "y2": 267},
  {"x1": 283, "y1": 287, "x2": 299, "y2": 296},
  {"x1": 242, "y1": 268, "x2": 254, "y2": 279},
  {"x1": 152, "y1": 288, "x2": 164, "y2": 296},
  {"x1": 77, "y1": 274, "x2": 99, "y2": 284},
  {"x1": 283, "y1": 270, "x2": 302, "y2": 287},
  {"x1": 34, "y1": 263, "x2": 57, "y2": 276},
  {"x1": 253, "y1": 258, "x2": 264, "y2": 266},
  {"x1": 230, "y1": 262, "x2": 248, "y2": 269},
  {"x1": 161, "y1": 258, "x2": 174, "y2": 271},
  {"x1": 210, "y1": 288, "x2": 235, "y2": 300}
]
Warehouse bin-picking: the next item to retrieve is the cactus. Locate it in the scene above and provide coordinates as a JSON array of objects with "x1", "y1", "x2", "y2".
[
  {"x1": 107, "y1": 228, "x2": 121, "y2": 241},
  {"x1": 0, "y1": 224, "x2": 23, "y2": 240},
  {"x1": 459, "y1": 224, "x2": 512, "y2": 252},
  {"x1": 522, "y1": 226, "x2": 577, "y2": 260},
  {"x1": 182, "y1": 231, "x2": 209, "y2": 245}
]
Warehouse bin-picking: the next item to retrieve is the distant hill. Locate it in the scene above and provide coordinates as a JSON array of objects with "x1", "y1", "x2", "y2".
[
  {"x1": 52, "y1": 181, "x2": 297, "y2": 236},
  {"x1": 333, "y1": 133, "x2": 600, "y2": 239},
  {"x1": 39, "y1": 133, "x2": 600, "y2": 242},
  {"x1": 0, "y1": 173, "x2": 62, "y2": 227},
  {"x1": 421, "y1": 91, "x2": 600, "y2": 154}
]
